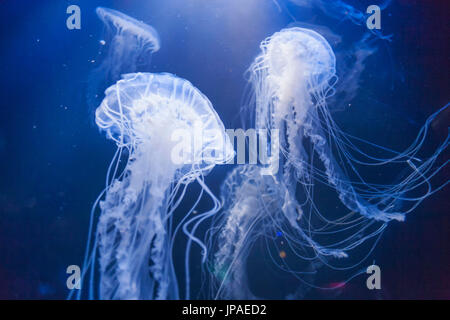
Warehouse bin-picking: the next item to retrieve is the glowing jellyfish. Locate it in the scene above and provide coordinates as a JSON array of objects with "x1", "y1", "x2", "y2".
[
  {"x1": 88, "y1": 7, "x2": 160, "y2": 111},
  {"x1": 209, "y1": 27, "x2": 448, "y2": 298},
  {"x1": 79, "y1": 72, "x2": 234, "y2": 300}
]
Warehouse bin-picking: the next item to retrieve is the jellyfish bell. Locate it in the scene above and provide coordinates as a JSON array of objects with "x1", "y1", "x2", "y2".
[
  {"x1": 95, "y1": 7, "x2": 160, "y2": 69},
  {"x1": 96, "y1": 7, "x2": 160, "y2": 52},
  {"x1": 96, "y1": 72, "x2": 233, "y2": 175},
  {"x1": 82, "y1": 72, "x2": 233, "y2": 300}
]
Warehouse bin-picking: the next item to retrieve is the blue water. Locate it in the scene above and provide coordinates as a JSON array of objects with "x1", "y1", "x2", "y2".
[{"x1": 0, "y1": 0, "x2": 448, "y2": 299}]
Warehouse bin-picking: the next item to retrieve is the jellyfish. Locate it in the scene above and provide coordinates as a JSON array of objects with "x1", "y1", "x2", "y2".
[
  {"x1": 208, "y1": 27, "x2": 448, "y2": 298},
  {"x1": 77, "y1": 72, "x2": 234, "y2": 300},
  {"x1": 88, "y1": 7, "x2": 160, "y2": 112}
]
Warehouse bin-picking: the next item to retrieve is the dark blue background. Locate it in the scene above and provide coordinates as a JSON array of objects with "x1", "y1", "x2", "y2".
[{"x1": 0, "y1": 0, "x2": 448, "y2": 299}]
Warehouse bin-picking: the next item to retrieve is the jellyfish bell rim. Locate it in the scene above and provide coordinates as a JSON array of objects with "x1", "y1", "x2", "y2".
[{"x1": 95, "y1": 6, "x2": 161, "y2": 52}]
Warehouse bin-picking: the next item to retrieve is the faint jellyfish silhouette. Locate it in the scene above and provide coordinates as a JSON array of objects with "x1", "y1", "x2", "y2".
[
  {"x1": 88, "y1": 7, "x2": 160, "y2": 113},
  {"x1": 79, "y1": 72, "x2": 233, "y2": 300}
]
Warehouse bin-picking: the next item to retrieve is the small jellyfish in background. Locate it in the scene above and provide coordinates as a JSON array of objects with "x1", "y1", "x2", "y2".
[
  {"x1": 77, "y1": 72, "x2": 233, "y2": 299},
  {"x1": 88, "y1": 7, "x2": 160, "y2": 112},
  {"x1": 209, "y1": 27, "x2": 448, "y2": 299}
]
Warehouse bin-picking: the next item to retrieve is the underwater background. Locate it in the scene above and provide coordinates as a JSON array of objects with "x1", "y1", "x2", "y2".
[{"x1": 0, "y1": 0, "x2": 448, "y2": 299}]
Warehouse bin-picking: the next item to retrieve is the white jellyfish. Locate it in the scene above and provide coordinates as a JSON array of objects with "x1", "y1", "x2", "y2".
[
  {"x1": 249, "y1": 27, "x2": 448, "y2": 223},
  {"x1": 78, "y1": 72, "x2": 234, "y2": 300},
  {"x1": 88, "y1": 7, "x2": 160, "y2": 111},
  {"x1": 209, "y1": 27, "x2": 448, "y2": 298}
]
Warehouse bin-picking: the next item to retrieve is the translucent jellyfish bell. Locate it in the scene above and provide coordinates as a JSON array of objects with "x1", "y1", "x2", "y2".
[
  {"x1": 250, "y1": 27, "x2": 337, "y2": 131},
  {"x1": 80, "y1": 72, "x2": 233, "y2": 300},
  {"x1": 265, "y1": 27, "x2": 336, "y2": 92},
  {"x1": 96, "y1": 7, "x2": 160, "y2": 52}
]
